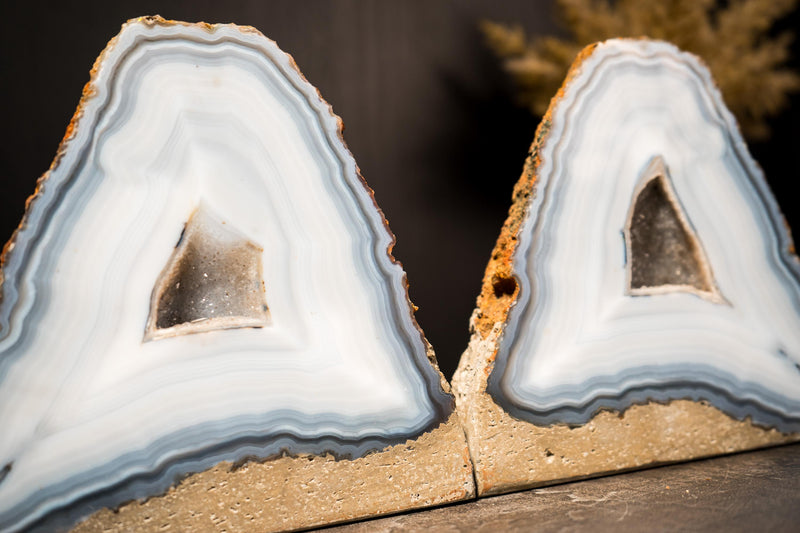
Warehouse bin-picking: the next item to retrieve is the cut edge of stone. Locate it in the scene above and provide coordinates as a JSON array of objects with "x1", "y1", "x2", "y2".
[
  {"x1": 72, "y1": 410, "x2": 475, "y2": 533},
  {"x1": 452, "y1": 317, "x2": 800, "y2": 497}
]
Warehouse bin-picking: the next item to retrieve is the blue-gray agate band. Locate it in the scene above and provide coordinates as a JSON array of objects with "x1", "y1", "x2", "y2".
[{"x1": 486, "y1": 40, "x2": 800, "y2": 431}]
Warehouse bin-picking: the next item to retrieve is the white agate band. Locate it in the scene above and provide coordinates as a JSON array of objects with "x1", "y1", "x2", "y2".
[{"x1": 488, "y1": 39, "x2": 800, "y2": 430}]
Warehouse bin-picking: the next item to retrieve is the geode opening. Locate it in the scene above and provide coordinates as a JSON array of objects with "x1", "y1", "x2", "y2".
[
  {"x1": 625, "y1": 156, "x2": 718, "y2": 299},
  {"x1": 145, "y1": 206, "x2": 270, "y2": 341}
]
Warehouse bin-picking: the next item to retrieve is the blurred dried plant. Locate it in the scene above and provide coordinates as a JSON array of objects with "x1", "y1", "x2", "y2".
[{"x1": 482, "y1": 0, "x2": 800, "y2": 139}]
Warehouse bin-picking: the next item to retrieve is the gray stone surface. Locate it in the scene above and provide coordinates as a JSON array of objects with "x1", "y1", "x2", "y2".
[{"x1": 324, "y1": 443, "x2": 800, "y2": 532}]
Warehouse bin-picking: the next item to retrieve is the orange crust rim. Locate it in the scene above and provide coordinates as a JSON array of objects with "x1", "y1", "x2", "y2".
[{"x1": 471, "y1": 42, "x2": 599, "y2": 346}]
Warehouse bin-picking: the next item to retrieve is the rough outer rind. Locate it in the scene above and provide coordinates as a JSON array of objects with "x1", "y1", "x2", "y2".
[
  {"x1": 72, "y1": 413, "x2": 474, "y2": 532},
  {"x1": 0, "y1": 18, "x2": 119, "y2": 299},
  {"x1": 454, "y1": 316, "x2": 799, "y2": 496},
  {"x1": 454, "y1": 40, "x2": 800, "y2": 496},
  {"x1": 471, "y1": 43, "x2": 598, "y2": 340}
]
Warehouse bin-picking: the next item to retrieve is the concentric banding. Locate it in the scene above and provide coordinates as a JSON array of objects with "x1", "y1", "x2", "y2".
[
  {"x1": 0, "y1": 18, "x2": 451, "y2": 532},
  {"x1": 488, "y1": 40, "x2": 800, "y2": 430}
]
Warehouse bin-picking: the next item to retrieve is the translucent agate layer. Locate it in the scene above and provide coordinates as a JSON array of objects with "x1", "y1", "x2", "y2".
[
  {"x1": 0, "y1": 17, "x2": 451, "y2": 532},
  {"x1": 487, "y1": 40, "x2": 800, "y2": 430}
]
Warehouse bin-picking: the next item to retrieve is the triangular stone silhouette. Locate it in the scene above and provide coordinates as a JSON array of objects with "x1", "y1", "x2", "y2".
[
  {"x1": 0, "y1": 17, "x2": 473, "y2": 532},
  {"x1": 453, "y1": 39, "x2": 800, "y2": 497}
]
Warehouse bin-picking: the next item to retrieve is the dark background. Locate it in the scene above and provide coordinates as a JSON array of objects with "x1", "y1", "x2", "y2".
[{"x1": 2, "y1": 1, "x2": 798, "y2": 378}]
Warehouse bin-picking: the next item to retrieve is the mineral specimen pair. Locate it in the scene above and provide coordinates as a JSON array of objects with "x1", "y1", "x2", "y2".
[{"x1": 0, "y1": 16, "x2": 798, "y2": 533}]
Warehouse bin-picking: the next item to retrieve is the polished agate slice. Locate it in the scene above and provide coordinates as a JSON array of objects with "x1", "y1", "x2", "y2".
[
  {"x1": 488, "y1": 40, "x2": 800, "y2": 429},
  {"x1": 0, "y1": 17, "x2": 461, "y2": 532},
  {"x1": 453, "y1": 39, "x2": 800, "y2": 496}
]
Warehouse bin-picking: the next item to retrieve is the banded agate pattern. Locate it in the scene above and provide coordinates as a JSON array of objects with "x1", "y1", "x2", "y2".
[
  {"x1": 0, "y1": 17, "x2": 450, "y2": 531},
  {"x1": 488, "y1": 40, "x2": 800, "y2": 430}
]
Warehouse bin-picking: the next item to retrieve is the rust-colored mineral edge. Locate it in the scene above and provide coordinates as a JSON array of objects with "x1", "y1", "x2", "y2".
[{"x1": 471, "y1": 43, "x2": 599, "y2": 343}]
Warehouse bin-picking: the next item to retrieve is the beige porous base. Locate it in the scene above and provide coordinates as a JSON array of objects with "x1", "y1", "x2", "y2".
[
  {"x1": 73, "y1": 413, "x2": 474, "y2": 532},
  {"x1": 452, "y1": 320, "x2": 800, "y2": 496}
]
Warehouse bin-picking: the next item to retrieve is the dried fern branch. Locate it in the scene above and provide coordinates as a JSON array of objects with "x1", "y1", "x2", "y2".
[{"x1": 483, "y1": 0, "x2": 800, "y2": 139}]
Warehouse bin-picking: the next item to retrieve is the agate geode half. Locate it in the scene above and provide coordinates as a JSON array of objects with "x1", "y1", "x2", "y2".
[
  {"x1": 454, "y1": 38, "x2": 800, "y2": 496},
  {"x1": 0, "y1": 17, "x2": 462, "y2": 531}
]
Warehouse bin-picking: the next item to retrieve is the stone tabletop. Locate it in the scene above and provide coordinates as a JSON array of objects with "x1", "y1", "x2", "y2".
[{"x1": 324, "y1": 443, "x2": 800, "y2": 532}]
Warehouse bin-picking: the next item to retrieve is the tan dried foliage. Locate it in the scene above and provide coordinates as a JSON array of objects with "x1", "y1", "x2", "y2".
[{"x1": 482, "y1": 0, "x2": 800, "y2": 139}]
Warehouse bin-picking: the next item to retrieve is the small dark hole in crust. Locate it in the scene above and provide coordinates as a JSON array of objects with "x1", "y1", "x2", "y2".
[{"x1": 493, "y1": 276, "x2": 518, "y2": 298}]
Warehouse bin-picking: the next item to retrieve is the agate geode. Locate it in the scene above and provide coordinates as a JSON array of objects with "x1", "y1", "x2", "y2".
[
  {"x1": 454, "y1": 38, "x2": 800, "y2": 495},
  {"x1": 0, "y1": 16, "x2": 465, "y2": 531}
]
